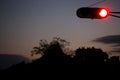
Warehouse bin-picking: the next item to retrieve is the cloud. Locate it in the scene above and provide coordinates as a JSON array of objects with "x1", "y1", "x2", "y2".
[
  {"x1": 111, "y1": 48, "x2": 120, "y2": 53},
  {"x1": 93, "y1": 35, "x2": 120, "y2": 53},
  {"x1": 93, "y1": 35, "x2": 120, "y2": 46}
]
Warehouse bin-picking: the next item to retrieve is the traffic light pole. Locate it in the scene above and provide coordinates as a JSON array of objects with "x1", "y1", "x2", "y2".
[
  {"x1": 110, "y1": 12, "x2": 120, "y2": 18},
  {"x1": 110, "y1": 12, "x2": 120, "y2": 14}
]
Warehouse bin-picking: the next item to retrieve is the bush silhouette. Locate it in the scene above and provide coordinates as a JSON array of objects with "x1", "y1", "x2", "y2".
[
  {"x1": 31, "y1": 37, "x2": 71, "y2": 64},
  {"x1": 1, "y1": 37, "x2": 120, "y2": 75},
  {"x1": 74, "y1": 47, "x2": 108, "y2": 64}
]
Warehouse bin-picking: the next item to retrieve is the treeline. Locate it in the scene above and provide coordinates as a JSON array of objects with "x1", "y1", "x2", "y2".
[{"x1": 1, "y1": 37, "x2": 120, "y2": 73}]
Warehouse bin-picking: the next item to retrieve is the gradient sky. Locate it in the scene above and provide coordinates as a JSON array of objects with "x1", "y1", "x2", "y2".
[{"x1": 0, "y1": 0, "x2": 120, "y2": 59}]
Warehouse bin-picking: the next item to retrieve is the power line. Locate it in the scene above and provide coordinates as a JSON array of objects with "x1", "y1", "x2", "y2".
[{"x1": 88, "y1": 0, "x2": 106, "y2": 7}]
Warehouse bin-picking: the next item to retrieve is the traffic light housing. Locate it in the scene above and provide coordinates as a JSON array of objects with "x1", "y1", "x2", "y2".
[{"x1": 76, "y1": 7, "x2": 110, "y2": 19}]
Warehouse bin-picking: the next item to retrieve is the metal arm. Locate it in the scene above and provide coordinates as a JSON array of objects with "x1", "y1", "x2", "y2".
[
  {"x1": 110, "y1": 14, "x2": 120, "y2": 18},
  {"x1": 110, "y1": 12, "x2": 120, "y2": 14},
  {"x1": 110, "y1": 12, "x2": 120, "y2": 18}
]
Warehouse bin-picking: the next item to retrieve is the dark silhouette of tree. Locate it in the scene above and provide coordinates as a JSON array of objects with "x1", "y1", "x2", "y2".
[
  {"x1": 31, "y1": 37, "x2": 70, "y2": 56},
  {"x1": 0, "y1": 37, "x2": 120, "y2": 78},
  {"x1": 106, "y1": 56, "x2": 120, "y2": 72},
  {"x1": 31, "y1": 39, "x2": 49, "y2": 56},
  {"x1": 73, "y1": 47, "x2": 108, "y2": 64},
  {"x1": 31, "y1": 37, "x2": 71, "y2": 64}
]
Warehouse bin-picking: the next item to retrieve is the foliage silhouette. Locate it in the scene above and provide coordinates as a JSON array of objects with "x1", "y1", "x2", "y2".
[
  {"x1": 73, "y1": 47, "x2": 108, "y2": 64},
  {"x1": 33, "y1": 40, "x2": 71, "y2": 64},
  {"x1": 31, "y1": 37, "x2": 70, "y2": 56},
  {"x1": 0, "y1": 37, "x2": 120, "y2": 77}
]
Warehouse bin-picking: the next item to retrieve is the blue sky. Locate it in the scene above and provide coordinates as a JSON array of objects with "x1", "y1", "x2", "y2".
[{"x1": 0, "y1": 0, "x2": 120, "y2": 59}]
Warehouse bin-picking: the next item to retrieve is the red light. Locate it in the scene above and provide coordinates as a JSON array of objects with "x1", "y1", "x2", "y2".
[{"x1": 99, "y1": 9, "x2": 108, "y2": 18}]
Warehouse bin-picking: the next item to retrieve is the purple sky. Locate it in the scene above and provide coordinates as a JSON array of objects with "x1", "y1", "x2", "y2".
[{"x1": 0, "y1": 0, "x2": 120, "y2": 59}]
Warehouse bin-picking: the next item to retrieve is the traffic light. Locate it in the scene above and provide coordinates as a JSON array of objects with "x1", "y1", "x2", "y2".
[{"x1": 76, "y1": 7, "x2": 110, "y2": 19}]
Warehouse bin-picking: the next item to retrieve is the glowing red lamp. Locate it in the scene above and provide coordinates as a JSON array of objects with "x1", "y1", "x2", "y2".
[{"x1": 99, "y1": 8, "x2": 109, "y2": 18}]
